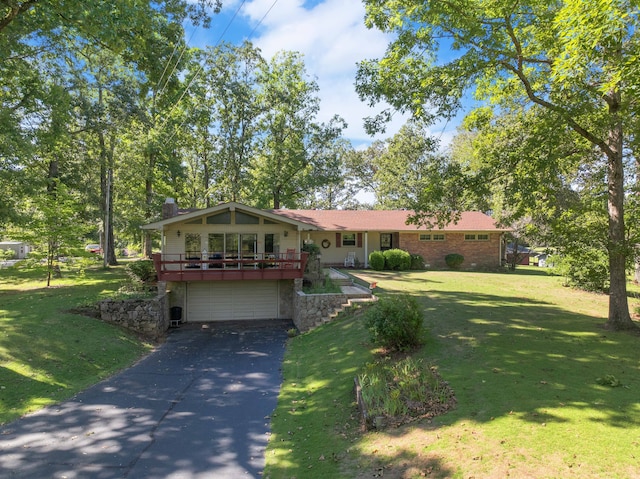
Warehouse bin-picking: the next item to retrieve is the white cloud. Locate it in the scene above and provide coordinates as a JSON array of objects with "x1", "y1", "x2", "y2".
[
  {"x1": 186, "y1": 0, "x2": 440, "y2": 144},
  {"x1": 239, "y1": 0, "x2": 410, "y2": 143}
]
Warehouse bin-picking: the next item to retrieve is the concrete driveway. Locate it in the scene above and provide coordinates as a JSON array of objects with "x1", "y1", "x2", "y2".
[{"x1": 0, "y1": 320, "x2": 292, "y2": 478}]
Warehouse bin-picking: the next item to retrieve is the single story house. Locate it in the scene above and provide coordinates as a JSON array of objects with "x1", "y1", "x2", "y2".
[{"x1": 141, "y1": 199, "x2": 508, "y2": 323}]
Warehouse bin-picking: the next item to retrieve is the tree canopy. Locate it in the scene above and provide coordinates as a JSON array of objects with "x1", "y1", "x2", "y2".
[
  {"x1": 1, "y1": 3, "x2": 354, "y2": 276},
  {"x1": 356, "y1": 0, "x2": 640, "y2": 330}
]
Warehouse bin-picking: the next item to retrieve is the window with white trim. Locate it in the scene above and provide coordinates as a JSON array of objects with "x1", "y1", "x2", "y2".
[
  {"x1": 419, "y1": 233, "x2": 445, "y2": 241},
  {"x1": 465, "y1": 233, "x2": 490, "y2": 241}
]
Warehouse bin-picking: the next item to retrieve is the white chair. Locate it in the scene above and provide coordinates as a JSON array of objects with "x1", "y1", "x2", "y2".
[{"x1": 344, "y1": 251, "x2": 356, "y2": 267}]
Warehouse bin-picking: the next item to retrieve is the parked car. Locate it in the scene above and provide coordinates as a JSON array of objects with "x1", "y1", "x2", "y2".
[{"x1": 85, "y1": 244, "x2": 102, "y2": 254}]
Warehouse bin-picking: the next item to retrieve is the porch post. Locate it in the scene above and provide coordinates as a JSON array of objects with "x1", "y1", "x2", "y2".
[{"x1": 364, "y1": 232, "x2": 369, "y2": 268}]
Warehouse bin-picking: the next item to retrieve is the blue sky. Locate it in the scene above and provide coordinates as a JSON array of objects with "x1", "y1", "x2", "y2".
[{"x1": 185, "y1": 0, "x2": 465, "y2": 149}]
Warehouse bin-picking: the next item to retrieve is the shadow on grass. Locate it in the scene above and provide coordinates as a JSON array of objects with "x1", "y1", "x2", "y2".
[
  {"x1": 373, "y1": 287, "x2": 638, "y2": 433},
  {"x1": 277, "y1": 269, "x2": 640, "y2": 477},
  {"x1": 0, "y1": 267, "x2": 143, "y2": 424}
]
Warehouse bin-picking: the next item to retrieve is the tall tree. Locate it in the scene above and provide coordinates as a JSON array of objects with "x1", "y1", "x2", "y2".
[
  {"x1": 375, "y1": 120, "x2": 445, "y2": 209},
  {"x1": 356, "y1": 0, "x2": 639, "y2": 330},
  {"x1": 1, "y1": 0, "x2": 221, "y2": 257},
  {"x1": 190, "y1": 42, "x2": 264, "y2": 205},
  {"x1": 254, "y1": 51, "x2": 347, "y2": 209}
]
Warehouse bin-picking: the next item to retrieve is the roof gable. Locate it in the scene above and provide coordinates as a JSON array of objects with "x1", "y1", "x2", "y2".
[{"x1": 141, "y1": 202, "x2": 318, "y2": 231}]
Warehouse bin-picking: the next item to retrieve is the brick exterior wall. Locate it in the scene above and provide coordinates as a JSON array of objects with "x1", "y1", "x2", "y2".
[{"x1": 399, "y1": 232, "x2": 503, "y2": 269}]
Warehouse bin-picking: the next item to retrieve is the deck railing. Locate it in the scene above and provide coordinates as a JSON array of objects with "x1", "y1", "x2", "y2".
[{"x1": 152, "y1": 252, "x2": 309, "y2": 282}]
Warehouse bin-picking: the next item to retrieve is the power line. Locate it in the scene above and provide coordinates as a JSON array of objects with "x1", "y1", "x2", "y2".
[
  {"x1": 158, "y1": 1, "x2": 247, "y2": 133},
  {"x1": 156, "y1": 26, "x2": 200, "y2": 100},
  {"x1": 247, "y1": 0, "x2": 279, "y2": 40},
  {"x1": 160, "y1": 0, "x2": 280, "y2": 145}
]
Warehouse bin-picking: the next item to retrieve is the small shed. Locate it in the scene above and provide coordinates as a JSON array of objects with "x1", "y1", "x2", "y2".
[
  {"x1": 0, "y1": 241, "x2": 30, "y2": 259},
  {"x1": 506, "y1": 243, "x2": 534, "y2": 266}
]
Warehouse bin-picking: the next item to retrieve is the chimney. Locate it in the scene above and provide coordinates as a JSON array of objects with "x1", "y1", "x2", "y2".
[{"x1": 162, "y1": 198, "x2": 178, "y2": 219}]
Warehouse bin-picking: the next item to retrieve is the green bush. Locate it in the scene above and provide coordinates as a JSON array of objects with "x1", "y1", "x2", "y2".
[
  {"x1": 551, "y1": 250, "x2": 609, "y2": 292},
  {"x1": 0, "y1": 248, "x2": 15, "y2": 261},
  {"x1": 383, "y1": 249, "x2": 411, "y2": 270},
  {"x1": 125, "y1": 259, "x2": 157, "y2": 284},
  {"x1": 445, "y1": 253, "x2": 464, "y2": 269},
  {"x1": 369, "y1": 250, "x2": 385, "y2": 271},
  {"x1": 302, "y1": 242, "x2": 321, "y2": 257},
  {"x1": 363, "y1": 294, "x2": 424, "y2": 351},
  {"x1": 410, "y1": 254, "x2": 425, "y2": 270}
]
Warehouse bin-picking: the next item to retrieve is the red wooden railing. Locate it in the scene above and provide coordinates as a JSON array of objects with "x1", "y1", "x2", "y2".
[{"x1": 151, "y1": 252, "x2": 309, "y2": 282}]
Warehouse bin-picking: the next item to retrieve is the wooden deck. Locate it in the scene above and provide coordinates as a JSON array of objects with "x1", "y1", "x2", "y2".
[{"x1": 152, "y1": 252, "x2": 309, "y2": 282}]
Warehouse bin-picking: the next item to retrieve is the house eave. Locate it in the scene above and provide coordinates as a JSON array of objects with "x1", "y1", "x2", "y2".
[{"x1": 141, "y1": 202, "x2": 319, "y2": 231}]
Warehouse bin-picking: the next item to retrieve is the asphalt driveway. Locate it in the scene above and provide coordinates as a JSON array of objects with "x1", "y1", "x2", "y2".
[{"x1": 0, "y1": 320, "x2": 292, "y2": 478}]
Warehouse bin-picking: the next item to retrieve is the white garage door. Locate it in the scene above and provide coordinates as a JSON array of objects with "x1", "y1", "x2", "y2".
[{"x1": 187, "y1": 281, "x2": 279, "y2": 321}]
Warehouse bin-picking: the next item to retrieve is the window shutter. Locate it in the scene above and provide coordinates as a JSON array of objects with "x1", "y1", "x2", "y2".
[
  {"x1": 357, "y1": 233, "x2": 363, "y2": 248},
  {"x1": 336, "y1": 232, "x2": 342, "y2": 248}
]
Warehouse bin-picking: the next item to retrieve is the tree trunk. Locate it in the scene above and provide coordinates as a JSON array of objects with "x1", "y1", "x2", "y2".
[
  {"x1": 105, "y1": 167, "x2": 117, "y2": 265},
  {"x1": 635, "y1": 158, "x2": 640, "y2": 284},
  {"x1": 143, "y1": 151, "x2": 155, "y2": 259},
  {"x1": 273, "y1": 190, "x2": 281, "y2": 209},
  {"x1": 605, "y1": 104, "x2": 634, "y2": 330},
  {"x1": 203, "y1": 153, "x2": 211, "y2": 209}
]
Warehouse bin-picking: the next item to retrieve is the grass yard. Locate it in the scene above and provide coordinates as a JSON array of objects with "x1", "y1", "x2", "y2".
[
  {"x1": 0, "y1": 261, "x2": 152, "y2": 425},
  {"x1": 264, "y1": 268, "x2": 640, "y2": 479}
]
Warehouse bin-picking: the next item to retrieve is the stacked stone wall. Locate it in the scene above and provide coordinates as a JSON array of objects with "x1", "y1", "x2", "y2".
[
  {"x1": 99, "y1": 293, "x2": 169, "y2": 340},
  {"x1": 293, "y1": 291, "x2": 348, "y2": 332}
]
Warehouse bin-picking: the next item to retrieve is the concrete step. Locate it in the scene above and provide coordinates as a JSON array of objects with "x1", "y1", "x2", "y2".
[
  {"x1": 302, "y1": 268, "x2": 377, "y2": 332},
  {"x1": 340, "y1": 284, "x2": 373, "y2": 299},
  {"x1": 314, "y1": 296, "x2": 377, "y2": 329}
]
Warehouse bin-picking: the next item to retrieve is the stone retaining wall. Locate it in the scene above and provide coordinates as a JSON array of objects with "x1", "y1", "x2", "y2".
[
  {"x1": 293, "y1": 291, "x2": 348, "y2": 332},
  {"x1": 99, "y1": 293, "x2": 169, "y2": 340}
]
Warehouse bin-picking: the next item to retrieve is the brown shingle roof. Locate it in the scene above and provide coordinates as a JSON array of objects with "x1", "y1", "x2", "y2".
[{"x1": 269, "y1": 209, "x2": 505, "y2": 232}]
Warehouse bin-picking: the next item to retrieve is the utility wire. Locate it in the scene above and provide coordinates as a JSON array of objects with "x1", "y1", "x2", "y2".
[
  {"x1": 156, "y1": 25, "x2": 200, "y2": 100},
  {"x1": 158, "y1": 0, "x2": 247, "y2": 133},
  {"x1": 161, "y1": 0, "x2": 280, "y2": 145},
  {"x1": 247, "y1": 0, "x2": 279, "y2": 40}
]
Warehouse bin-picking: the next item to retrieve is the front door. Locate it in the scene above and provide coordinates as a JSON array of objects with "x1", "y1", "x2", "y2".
[{"x1": 380, "y1": 233, "x2": 392, "y2": 251}]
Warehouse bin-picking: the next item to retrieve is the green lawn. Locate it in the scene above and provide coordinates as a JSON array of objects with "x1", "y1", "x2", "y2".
[
  {"x1": 264, "y1": 268, "x2": 640, "y2": 479},
  {"x1": 0, "y1": 261, "x2": 152, "y2": 425}
]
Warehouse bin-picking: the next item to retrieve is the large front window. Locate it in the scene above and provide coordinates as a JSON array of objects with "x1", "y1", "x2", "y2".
[
  {"x1": 208, "y1": 233, "x2": 256, "y2": 267},
  {"x1": 241, "y1": 234, "x2": 257, "y2": 259}
]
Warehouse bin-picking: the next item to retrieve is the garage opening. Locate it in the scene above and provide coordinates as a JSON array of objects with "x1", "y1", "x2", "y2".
[{"x1": 187, "y1": 281, "x2": 279, "y2": 321}]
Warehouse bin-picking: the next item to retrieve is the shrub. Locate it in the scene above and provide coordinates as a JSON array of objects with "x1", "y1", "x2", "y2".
[
  {"x1": 0, "y1": 248, "x2": 15, "y2": 261},
  {"x1": 369, "y1": 250, "x2": 385, "y2": 271},
  {"x1": 125, "y1": 259, "x2": 157, "y2": 284},
  {"x1": 383, "y1": 249, "x2": 411, "y2": 271},
  {"x1": 410, "y1": 254, "x2": 425, "y2": 270},
  {"x1": 551, "y1": 250, "x2": 609, "y2": 292},
  {"x1": 363, "y1": 294, "x2": 424, "y2": 351},
  {"x1": 445, "y1": 253, "x2": 464, "y2": 269},
  {"x1": 302, "y1": 242, "x2": 321, "y2": 257}
]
